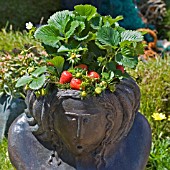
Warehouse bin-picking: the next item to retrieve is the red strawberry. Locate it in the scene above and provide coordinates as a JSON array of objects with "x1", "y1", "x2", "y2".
[
  {"x1": 88, "y1": 71, "x2": 100, "y2": 79},
  {"x1": 59, "y1": 71, "x2": 72, "y2": 84},
  {"x1": 75, "y1": 64, "x2": 88, "y2": 70},
  {"x1": 70, "y1": 78, "x2": 82, "y2": 90},
  {"x1": 116, "y1": 65, "x2": 125, "y2": 74}
]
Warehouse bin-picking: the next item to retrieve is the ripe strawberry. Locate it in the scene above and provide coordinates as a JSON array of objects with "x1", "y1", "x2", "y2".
[
  {"x1": 75, "y1": 64, "x2": 88, "y2": 70},
  {"x1": 88, "y1": 71, "x2": 100, "y2": 79},
  {"x1": 59, "y1": 71, "x2": 72, "y2": 84},
  {"x1": 116, "y1": 65, "x2": 125, "y2": 74},
  {"x1": 70, "y1": 78, "x2": 82, "y2": 90}
]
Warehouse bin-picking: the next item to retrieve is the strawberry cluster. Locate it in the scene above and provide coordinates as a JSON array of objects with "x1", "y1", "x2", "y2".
[
  {"x1": 58, "y1": 64, "x2": 124, "y2": 97},
  {"x1": 59, "y1": 64, "x2": 99, "y2": 89}
]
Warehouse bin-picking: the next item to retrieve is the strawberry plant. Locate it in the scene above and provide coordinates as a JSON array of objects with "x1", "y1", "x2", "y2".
[{"x1": 16, "y1": 4, "x2": 144, "y2": 97}]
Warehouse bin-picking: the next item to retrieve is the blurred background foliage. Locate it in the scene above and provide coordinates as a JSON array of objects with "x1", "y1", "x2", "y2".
[
  {"x1": 0, "y1": 0, "x2": 61, "y2": 30},
  {"x1": 0, "y1": 0, "x2": 170, "y2": 40}
]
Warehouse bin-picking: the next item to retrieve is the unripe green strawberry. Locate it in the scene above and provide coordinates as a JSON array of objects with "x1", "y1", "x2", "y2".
[
  {"x1": 41, "y1": 88, "x2": 47, "y2": 96},
  {"x1": 95, "y1": 87, "x2": 102, "y2": 94},
  {"x1": 76, "y1": 72, "x2": 82, "y2": 78},
  {"x1": 81, "y1": 91, "x2": 87, "y2": 97},
  {"x1": 24, "y1": 84, "x2": 29, "y2": 91}
]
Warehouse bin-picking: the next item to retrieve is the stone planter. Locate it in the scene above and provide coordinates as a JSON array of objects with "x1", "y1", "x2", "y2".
[
  {"x1": 8, "y1": 78, "x2": 151, "y2": 170},
  {"x1": 0, "y1": 94, "x2": 26, "y2": 141}
]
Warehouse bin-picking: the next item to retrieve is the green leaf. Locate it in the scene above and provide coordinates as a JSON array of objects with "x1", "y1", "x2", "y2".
[
  {"x1": 31, "y1": 66, "x2": 47, "y2": 77},
  {"x1": 77, "y1": 21, "x2": 86, "y2": 33},
  {"x1": 57, "y1": 45, "x2": 70, "y2": 52},
  {"x1": 97, "y1": 27, "x2": 120, "y2": 46},
  {"x1": 109, "y1": 71, "x2": 115, "y2": 80},
  {"x1": 106, "y1": 61, "x2": 116, "y2": 71},
  {"x1": 65, "y1": 21, "x2": 79, "y2": 38},
  {"x1": 103, "y1": 15, "x2": 123, "y2": 26},
  {"x1": 29, "y1": 75, "x2": 46, "y2": 90},
  {"x1": 47, "y1": 66, "x2": 56, "y2": 75},
  {"x1": 95, "y1": 41, "x2": 108, "y2": 50},
  {"x1": 120, "y1": 56, "x2": 138, "y2": 68},
  {"x1": 74, "y1": 4, "x2": 97, "y2": 21},
  {"x1": 121, "y1": 47, "x2": 132, "y2": 57},
  {"x1": 74, "y1": 16, "x2": 86, "y2": 33},
  {"x1": 75, "y1": 32, "x2": 94, "y2": 41},
  {"x1": 47, "y1": 10, "x2": 72, "y2": 34},
  {"x1": 15, "y1": 76, "x2": 33, "y2": 87},
  {"x1": 115, "y1": 53, "x2": 123, "y2": 64},
  {"x1": 47, "y1": 56, "x2": 64, "y2": 75},
  {"x1": 42, "y1": 44, "x2": 57, "y2": 54},
  {"x1": 101, "y1": 72, "x2": 110, "y2": 79},
  {"x1": 115, "y1": 70, "x2": 123, "y2": 77},
  {"x1": 97, "y1": 56, "x2": 106, "y2": 65},
  {"x1": 121, "y1": 30, "x2": 143, "y2": 42},
  {"x1": 34, "y1": 25, "x2": 63, "y2": 48},
  {"x1": 90, "y1": 15, "x2": 102, "y2": 29}
]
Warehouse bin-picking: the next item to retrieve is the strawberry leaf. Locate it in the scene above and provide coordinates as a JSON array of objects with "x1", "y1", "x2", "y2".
[
  {"x1": 65, "y1": 21, "x2": 79, "y2": 38},
  {"x1": 74, "y1": 4, "x2": 97, "y2": 21},
  {"x1": 96, "y1": 27, "x2": 120, "y2": 46},
  {"x1": 34, "y1": 25, "x2": 63, "y2": 48},
  {"x1": 121, "y1": 30, "x2": 143, "y2": 42},
  {"x1": 47, "y1": 10, "x2": 72, "y2": 34},
  {"x1": 47, "y1": 56, "x2": 64, "y2": 75},
  {"x1": 15, "y1": 76, "x2": 33, "y2": 87},
  {"x1": 31, "y1": 66, "x2": 47, "y2": 78},
  {"x1": 29, "y1": 75, "x2": 46, "y2": 90}
]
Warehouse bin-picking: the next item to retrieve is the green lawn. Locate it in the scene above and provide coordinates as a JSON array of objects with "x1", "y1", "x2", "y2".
[{"x1": 0, "y1": 139, "x2": 14, "y2": 170}]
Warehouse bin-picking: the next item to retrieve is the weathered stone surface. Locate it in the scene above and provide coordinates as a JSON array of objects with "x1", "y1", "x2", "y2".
[
  {"x1": 8, "y1": 78, "x2": 151, "y2": 170},
  {"x1": 0, "y1": 95, "x2": 26, "y2": 140}
]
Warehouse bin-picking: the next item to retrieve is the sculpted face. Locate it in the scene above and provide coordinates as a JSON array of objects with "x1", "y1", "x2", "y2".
[{"x1": 54, "y1": 98, "x2": 107, "y2": 155}]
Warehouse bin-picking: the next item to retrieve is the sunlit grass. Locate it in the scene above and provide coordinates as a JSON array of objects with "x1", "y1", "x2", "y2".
[
  {"x1": 0, "y1": 139, "x2": 15, "y2": 170},
  {"x1": 128, "y1": 57, "x2": 170, "y2": 170},
  {"x1": 0, "y1": 28, "x2": 41, "y2": 52}
]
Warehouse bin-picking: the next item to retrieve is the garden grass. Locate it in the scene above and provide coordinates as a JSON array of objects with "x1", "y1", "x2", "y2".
[
  {"x1": 0, "y1": 139, "x2": 14, "y2": 170},
  {"x1": 0, "y1": 28, "x2": 41, "y2": 52},
  {"x1": 128, "y1": 57, "x2": 170, "y2": 170}
]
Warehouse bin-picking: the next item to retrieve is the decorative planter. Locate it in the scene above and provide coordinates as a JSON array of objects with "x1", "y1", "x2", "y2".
[
  {"x1": 0, "y1": 94, "x2": 26, "y2": 141},
  {"x1": 8, "y1": 78, "x2": 151, "y2": 170}
]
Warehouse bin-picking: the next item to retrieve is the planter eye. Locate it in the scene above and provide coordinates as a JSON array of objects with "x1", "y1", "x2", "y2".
[{"x1": 83, "y1": 117, "x2": 89, "y2": 124}]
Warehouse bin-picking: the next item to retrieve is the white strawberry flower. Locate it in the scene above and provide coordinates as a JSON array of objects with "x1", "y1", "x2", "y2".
[{"x1": 26, "y1": 22, "x2": 33, "y2": 30}]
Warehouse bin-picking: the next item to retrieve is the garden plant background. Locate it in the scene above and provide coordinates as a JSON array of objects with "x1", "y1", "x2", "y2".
[{"x1": 0, "y1": 0, "x2": 170, "y2": 170}]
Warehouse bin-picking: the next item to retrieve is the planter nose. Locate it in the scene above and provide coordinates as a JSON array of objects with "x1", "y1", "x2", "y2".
[{"x1": 65, "y1": 112, "x2": 91, "y2": 140}]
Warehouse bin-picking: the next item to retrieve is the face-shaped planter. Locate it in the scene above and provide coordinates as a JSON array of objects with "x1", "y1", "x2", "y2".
[
  {"x1": 9, "y1": 78, "x2": 151, "y2": 170},
  {"x1": 25, "y1": 78, "x2": 140, "y2": 156}
]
